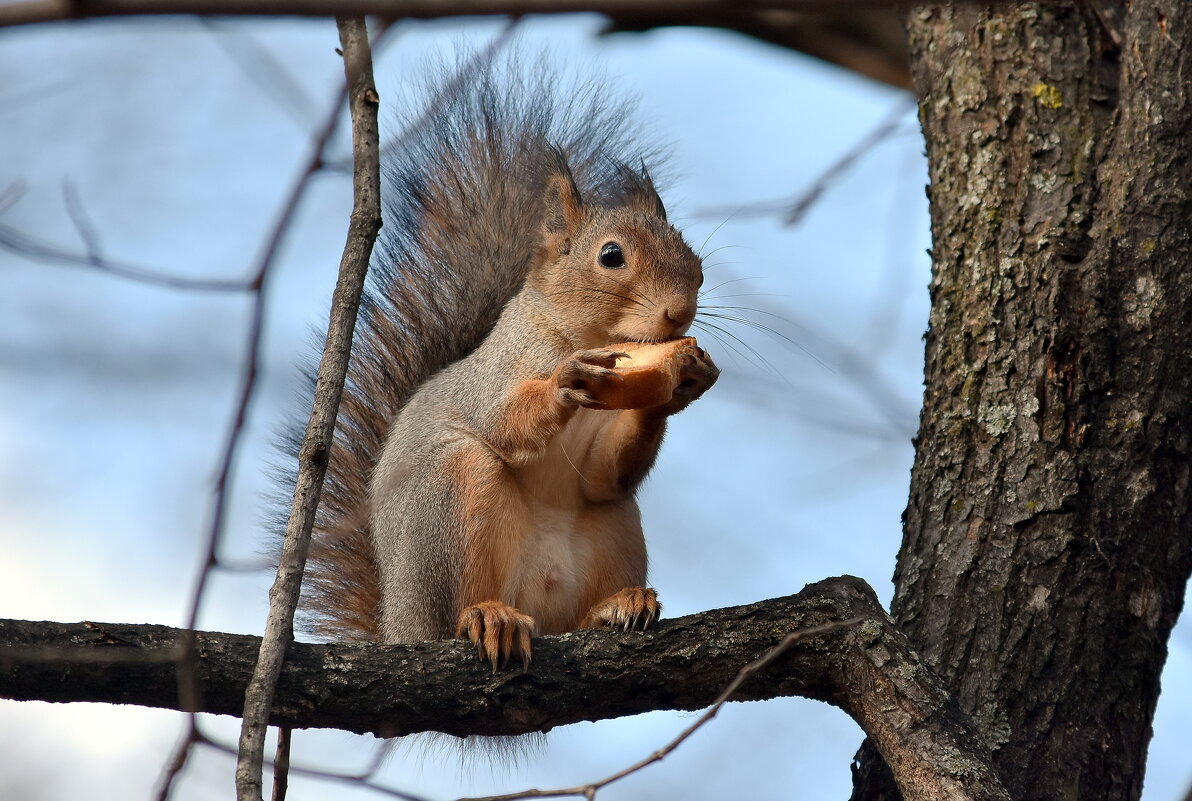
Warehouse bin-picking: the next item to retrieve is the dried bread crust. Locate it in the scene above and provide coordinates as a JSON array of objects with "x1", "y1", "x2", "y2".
[{"x1": 598, "y1": 336, "x2": 697, "y2": 409}]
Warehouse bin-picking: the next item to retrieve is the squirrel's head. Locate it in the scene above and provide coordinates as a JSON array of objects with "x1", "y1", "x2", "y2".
[{"x1": 530, "y1": 155, "x2": 703, "y2": 346}]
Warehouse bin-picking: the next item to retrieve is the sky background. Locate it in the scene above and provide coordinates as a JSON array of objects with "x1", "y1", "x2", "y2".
[{"x1": 1, "y1": 13, "x2": 1188, "y2": 801}]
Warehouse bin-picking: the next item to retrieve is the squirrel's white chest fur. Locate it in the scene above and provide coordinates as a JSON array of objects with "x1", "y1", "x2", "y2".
[{"x1": 504, "y1": 505, "x2": 592, "y2": 631}]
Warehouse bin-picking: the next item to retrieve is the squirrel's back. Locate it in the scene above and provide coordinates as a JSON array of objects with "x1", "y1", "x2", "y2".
[{"x1": 294, "y1": 54, "x2": 665, "y2": 640}]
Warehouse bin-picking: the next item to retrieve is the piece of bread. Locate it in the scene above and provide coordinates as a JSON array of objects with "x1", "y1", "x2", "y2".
[{"x1": 597, "y1": 337, "x2": 699, "y2": 410}]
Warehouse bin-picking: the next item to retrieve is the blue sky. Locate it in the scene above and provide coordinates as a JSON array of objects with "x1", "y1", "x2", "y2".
[{"x1": 1, "y1": 13, "x2": 1188, "y2": 801}]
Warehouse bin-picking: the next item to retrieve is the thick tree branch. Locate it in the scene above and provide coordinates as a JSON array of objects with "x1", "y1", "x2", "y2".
[
  {"x1": 0, "y1": 0, "x2": 927, "y2": 28},
  {"x1": 0, "y1": 0, "x2": 927, "y2": 89},
  {"x1": 1, "y1": 577, "x2": 1009, "y2": 801}
]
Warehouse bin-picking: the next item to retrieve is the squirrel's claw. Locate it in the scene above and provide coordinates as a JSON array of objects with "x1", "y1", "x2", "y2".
[
  {"x1": 581, "y1": 587, "x2": 661, "y2": 631},
  {"x1": 665, "y1": 343, "x2": 719, "y2": 414},
  {"x1": 455, "y1": 601, "x2": 536, "y2": 672},
  {"x1": 576, "y1": 348, "x2": 629, "y2": 368},
  {"x1": 555, "y1": 350, "x2": 628, "y2": 409}
]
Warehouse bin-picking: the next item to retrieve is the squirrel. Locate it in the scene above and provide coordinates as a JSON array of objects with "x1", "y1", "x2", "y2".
[{"x1": 295, "y1": 58, "x2": 718, "y2": 670}]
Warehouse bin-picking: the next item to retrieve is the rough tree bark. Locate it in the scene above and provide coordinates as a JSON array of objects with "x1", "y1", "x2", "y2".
[
  {"x1": 1, "y1": 578, "x2": 1011, "y2": 801},
  {"x1": 853, "y1": 4, "x2": 1192, "y2": 801}
]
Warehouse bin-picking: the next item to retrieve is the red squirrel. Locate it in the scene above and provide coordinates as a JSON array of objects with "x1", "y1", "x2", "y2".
[{"x1": 296, "y1": 62, "x2": 718, "y2": 669}]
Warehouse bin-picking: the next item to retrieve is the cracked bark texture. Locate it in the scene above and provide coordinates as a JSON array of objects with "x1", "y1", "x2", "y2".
[
  {"x1": 0, "y1": 579, "x2": 876, "y2": 737},
  {"x1": 852, "y1": 4, "x2": 1192, "y2": 801}
]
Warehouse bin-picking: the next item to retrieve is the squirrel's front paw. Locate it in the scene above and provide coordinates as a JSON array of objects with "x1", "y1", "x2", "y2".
[
  {"x1": 665, "y1": 343, "x2": 719, "y2": 413},
  {"x1": 581, "y1": 587, "x2": 661, "y2": 631},
  {"x1": 555, "y1": 349, "x2": 627, "y2": 409},
  {"x1": 455, "y1": 601, "x2": 536, "y2": 672}
]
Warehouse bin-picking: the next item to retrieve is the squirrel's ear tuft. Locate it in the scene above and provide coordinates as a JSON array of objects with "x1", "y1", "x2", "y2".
[
  {"x1": 541, "y1": 148, "x2": 585, "y2": 257},
  {"x1": 543, "y1": 149, "x2": 584, "y2": 234},
  {"x1": 621, "y1": 160, "x2": 667, "y2": 222}
]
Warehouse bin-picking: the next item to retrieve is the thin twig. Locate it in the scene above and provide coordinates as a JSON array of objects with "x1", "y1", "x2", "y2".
[
  {"x1": 271, "y1": 727, "x2": 291, "y2": 801},
  {"x1": 2, "y1": 175, "x2": 248, "y2": 292},
  {"x1": 233, "y1": 15, "x2": 386, "y2": 801},
  {"x1": 198, "y1": 17, "x2": 321, "y2": 129},
  {"x1": 60, "y1": 180, "x2": 104, "y2": 263},
  {"x1": 322, "y1": 18, "x2": 519, "y2": 173},
  {"x1": 782, "y1": 98, "x2": 916, "y2": 226},
  {"x1": 155, "y1": 19, "x2": 383, "y2": 801},
  {"x1": 155, "y1": 718, "x2": 201, "y2": 801},
  {"x1": 0, "y1": 219, "x2": 252, "y2": 291},
  {"x1": 0, "y1": 181, "x2": 25, "y2": 213},
  {"x1": 197, "y1": 728, "x2": 430, "y2": 801},
  {"x1": 456, "y1": 617, "x2": 865, "y2": 801},
  {"x1": 695, "y1": 97, "x2": 917, "y2": 224}
]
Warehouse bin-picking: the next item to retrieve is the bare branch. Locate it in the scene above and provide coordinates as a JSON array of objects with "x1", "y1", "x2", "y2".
[
  {"x1": 235, "y1": 15, "x2": 385, "y2": 801},
  {"x1": 695, "y1": 96, "x2": 918, "y2": 224},
  {"x1": 0, "y1": 219, "x2": 252, "y2": 291},
  {"x1": 196, "y1": 729, "x2": 428, "y2": 801},
  {"x1": 0, "y1": 181, "x2": 24, "y2": 213},
  {"x1": 60, "y1": 180, "x2": 105, "y2": 263},
  {"x1": 156, "y1": 18, "x2": 388, "y2": 800},
  {"x1": 270, "y1": 725, "x2": 291, "y2": 801},
  {"x1": 156, "y1": 717, "x2": 204, "y2": 801},
  {"x1": 198, "y1": 17, "x2": 321, "y2": 130}
]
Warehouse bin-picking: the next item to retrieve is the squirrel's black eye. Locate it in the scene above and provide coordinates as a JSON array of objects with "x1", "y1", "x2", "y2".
[{"x1": 598, "y1": 242, "x2": 625, "y2": 269}]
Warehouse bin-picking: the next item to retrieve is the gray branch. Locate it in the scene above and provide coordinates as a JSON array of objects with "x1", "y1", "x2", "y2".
[{"x1": 1, "y1": 576, "x2": 1009, "y2": 801}]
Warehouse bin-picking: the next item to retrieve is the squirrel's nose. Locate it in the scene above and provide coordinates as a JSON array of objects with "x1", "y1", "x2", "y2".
[{"x1": 661, "y1": 299, "x2": 697, "y2": 335}]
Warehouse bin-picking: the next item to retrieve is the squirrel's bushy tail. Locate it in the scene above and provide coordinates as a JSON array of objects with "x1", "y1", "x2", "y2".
[{"x1": 291, "y1": 53, "x2": 663, "y2": 640}]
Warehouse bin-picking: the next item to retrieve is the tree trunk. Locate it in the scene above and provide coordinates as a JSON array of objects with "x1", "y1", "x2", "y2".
[{"x1": 853, "y1": 3, "x2": 1192, "y2": 800}]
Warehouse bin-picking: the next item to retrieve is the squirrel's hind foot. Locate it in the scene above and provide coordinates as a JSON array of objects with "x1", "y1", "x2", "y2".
[
  {"x1": 581, "y1": 587, "x2": 661, "y2": 631},
  {"x1": 455, "y1": 601, "x2": 536, "y2": 672}
]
